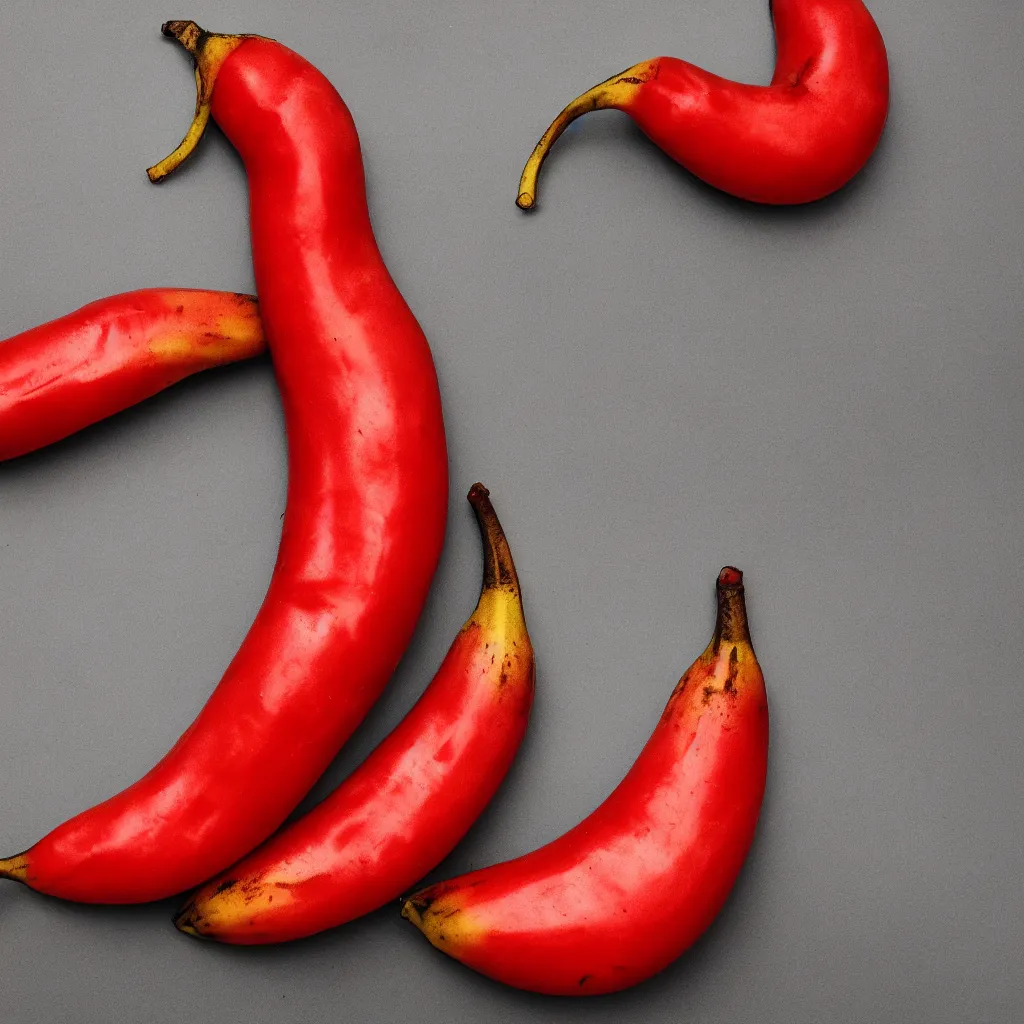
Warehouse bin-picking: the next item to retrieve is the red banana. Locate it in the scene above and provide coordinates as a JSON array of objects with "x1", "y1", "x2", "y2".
[
  {"x1": 0, "y1": 21, "x2": 447, "y2": 903},
  {"x1": 0, "y1": 289, "x2": 263, "y2": 462},
  {"x1": 174, "y1": 484, "x2": 534, "y2": 944},
  {"x1": 518, "y1": 0, "x2": 890, "y2": 209},
  {"x1": 403, "y1": 568, "x2": 769, "y2": 996}
]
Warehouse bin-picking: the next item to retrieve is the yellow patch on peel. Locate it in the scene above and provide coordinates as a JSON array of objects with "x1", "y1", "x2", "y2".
[
  {"x1": 148, "y1": 332, "x2": 197, "y2": 362},
  {"x1": 214, "y1": 309, "x2": 265, "y2": 358},
  {"x1": 148, "y1": 310, "x2": 264, "y2": 366},
  {"x1": 187, "y1": 877, "x2": 295, "y2": 936},
  {"x1": 465, "y1": 586, "x2": 534, "y2": 695},
  {"x1": 470, "y1": 587, "x2": 529, "y2": 648},
  {"x1": 402, "y1": 893, "x2": 488, "y2": 954},
  {"x1": 695, "y1": 638, "x2": 760, "y2": 703}
]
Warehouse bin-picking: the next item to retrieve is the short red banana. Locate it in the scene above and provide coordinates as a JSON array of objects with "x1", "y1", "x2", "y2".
[
  {"x1": 175, "y1": 484, "x2": 534, "y2": 945},
  {"x1": 0, "y1": 289, "x2": 263, "y2": 461},
  {"x1": 518, "y1": 0, "x2": 889, "y2": 209},
  {"x1": 403, "y1": 567, "x2": 769, "y2": 996}
]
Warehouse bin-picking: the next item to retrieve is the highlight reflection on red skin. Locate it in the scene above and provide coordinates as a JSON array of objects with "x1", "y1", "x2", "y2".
[
  {"x1": 175, "y1": 485, "x2": 534, "y2": 945},
  {"x1": 0, "y1": 289, "x2": 264, "y2": 462},
  {"x1": 0, "y1": 27, "x2": 447, "y2": 903},
  {"x1": 403, "y1": 569, "x2": 769, "y2": 996},
  {"x1": 518, "y1": 0, "x2": 889, "y2": 209}
]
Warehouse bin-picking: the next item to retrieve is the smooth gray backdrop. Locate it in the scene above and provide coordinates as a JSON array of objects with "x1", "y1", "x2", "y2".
[{"x1": 1, "y1": 1, "x2": 1021, "y2": 1021}]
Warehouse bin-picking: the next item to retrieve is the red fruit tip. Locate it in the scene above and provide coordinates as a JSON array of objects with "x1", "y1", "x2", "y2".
[{"x1": 718, "y1": 566, "x2": 743, "y2": 588}]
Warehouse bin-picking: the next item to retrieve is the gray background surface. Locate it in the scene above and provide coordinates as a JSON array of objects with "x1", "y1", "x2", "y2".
[{"x1": 0, "y1": 0, "x2": 1021, "y2": 1020}]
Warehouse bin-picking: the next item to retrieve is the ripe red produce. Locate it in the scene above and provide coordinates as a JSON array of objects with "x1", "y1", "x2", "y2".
[
  {"x1": 518, "y1": 0, "x2": 889, "y2": 209},
  {"x1": 403, "y1": 568, "x2": 769, "y2": 996},
  {"x1": 0, "y1": 289, "x2": 264, "y2": 461},
  {"x1": 0, "y1": 21, "x2": 448, "y2": 903},
  {"x1": 175, "y1": 484, "x2": 534, "y2": 944}
]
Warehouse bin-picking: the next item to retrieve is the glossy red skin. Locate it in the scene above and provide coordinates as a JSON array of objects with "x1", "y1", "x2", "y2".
[
  {"x1": 408, "y1": 586, "x2": 768, "y2": 995},
  {"x1": 631, "y1": 0, "x2": 890, "y2": 203},
  {"x1": 179, "y1": 594, "x2": 534, "y2": 943},
  {"x1": 17, "y1": 40, "x2": 447, "y2": 902},
  {"x1": 0, "y1": 289, "x2": 263, "y2": 462}
]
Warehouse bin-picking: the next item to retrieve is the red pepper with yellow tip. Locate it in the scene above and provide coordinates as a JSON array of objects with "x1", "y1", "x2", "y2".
[
  {"x1": 174, "y1": 484, "x2": 534, "y2": 945},
  {"x1": 0, "y1": 288, "x2": 265, "y2": 461},
  {"x1": 517, "y1": 0, "x2": 889, "y2": 210},
  {"x1": 0, "y1": 20, "x2": 447, "y2": 903},
  {"x1": 403, "y1": 568, "x2": 769, "y2": 996}
]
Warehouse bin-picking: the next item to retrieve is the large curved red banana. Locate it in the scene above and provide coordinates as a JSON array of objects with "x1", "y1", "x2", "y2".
[{"x1": 0, "y1": 21, "x2": 447, "y2": 903}]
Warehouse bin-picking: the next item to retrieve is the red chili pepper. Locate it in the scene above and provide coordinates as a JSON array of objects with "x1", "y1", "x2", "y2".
[
  {"x1": 403, "y1": 568, "x2": 769, "y2": 996},
  {"x1": 173, "y1": 484, "x2": 534, "y2": 944},
  {"x1": 0, "y1": 21, "x2": 448, "y2": 903},
  {"x1": 517, "y1": 0, "x2": 889, "y2": 209},
  {"x1": 0, "y1": 289, "x2": 265, "y2": 462}
]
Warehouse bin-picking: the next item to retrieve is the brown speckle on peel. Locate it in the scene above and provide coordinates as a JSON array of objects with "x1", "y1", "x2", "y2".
[
  {"x1": 214, "y1": 878, "x2": 237, "y2": 896},
  {"x1": 703, "y1": 685, "x2": 715, "y2": 704},
  {"x1": 724, "y1": 647, "x2": 739, "y2": 693},
  {"x1": 579, "y1": 975, "x2": 592, "y2": 987}
]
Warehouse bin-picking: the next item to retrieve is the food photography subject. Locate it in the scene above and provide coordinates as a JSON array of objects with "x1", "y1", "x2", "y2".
[{"x1": 0, "y1": 1, "x2": 1020, "y2": 1022}]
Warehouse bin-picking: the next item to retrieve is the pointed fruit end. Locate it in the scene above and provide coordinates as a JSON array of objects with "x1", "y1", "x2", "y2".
[
  {"x1": 0, "y1": 852, "x2": 29, "y2": 883},
  {"x1": 401, "y1": 895, "x2": 427, "y2": 932},
  {"x1": 173, "y1": 903, "x2": 210, "y2": 940}
]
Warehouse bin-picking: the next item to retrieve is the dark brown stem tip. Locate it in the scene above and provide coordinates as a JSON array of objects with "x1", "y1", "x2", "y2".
[
  {"x1": 714, "y1": 567, "x2": 751, "y2": 646},
  {"x1": 718, "y1": 566, "x2": 744, "y2": 589},
  {"x1": 466, "y1": 483, "x2": 521, "y2": 592},
  {"x1": 160, "y1": 20, "x2": 204, "y2": 51},
  {"x1": 467, "y1": 482, "x2": 490, "y2": 506}
]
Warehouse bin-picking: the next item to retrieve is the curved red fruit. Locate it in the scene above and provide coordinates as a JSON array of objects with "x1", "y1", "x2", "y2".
[
  {"x1": 0, "y1": 289, "x2": 264, "y2": 461},
  {"x1": 0, "y1": 23, "x2": 447, "y2": 903},
  {"x1": 403, "y1": 568, "x2": 769, "y2": 996},
  {"x1": 174, "y1": 484, "x2": 534, "y2": 944},
  {"x1": 518, "y1": 0, "x2": 889, "y2": 208}
]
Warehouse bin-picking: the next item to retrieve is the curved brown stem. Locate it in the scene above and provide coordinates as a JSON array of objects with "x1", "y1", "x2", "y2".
[
  {"x1": 146, "y1": 20, "x2": 253, "y2": 183},
  {"x1": 714, "y1": 567, "x2": 752, "y2": 646},
  {"x1": 516, "y1": 59, "x2": 658, "y2": 210},
  {"x1": 467, "y1": 483, "x2": 520, "y2": 594}
]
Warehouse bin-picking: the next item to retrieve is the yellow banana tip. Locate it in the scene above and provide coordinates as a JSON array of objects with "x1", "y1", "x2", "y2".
[
  {"x1": 173, "y1": 906, "x2": 210, "y2": 940},
  {"x1": 401, "y1": 896, "x2": 427, "y2": 931},
  {"x1": 0, "y1": 853, "x2": 29, "y2": 883}
]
